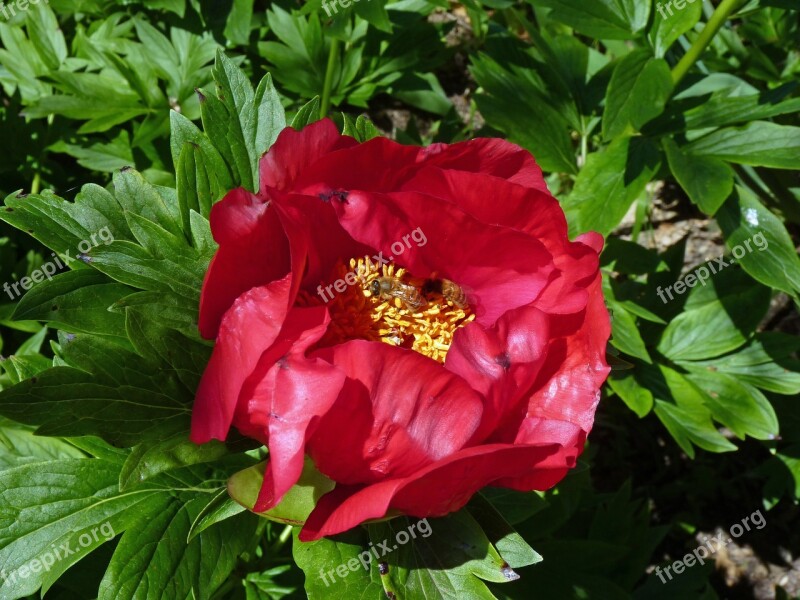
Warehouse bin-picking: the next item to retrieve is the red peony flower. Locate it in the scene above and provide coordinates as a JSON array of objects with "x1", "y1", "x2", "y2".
[{"x1": 190, "y1": 119, "x2": 610, "y2": 541}]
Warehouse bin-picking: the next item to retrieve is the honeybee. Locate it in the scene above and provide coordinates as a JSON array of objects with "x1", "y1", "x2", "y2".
[
  {"x1": 422, "y1": 278, "x2": 469, "y2": 309},
  {"x1": 369, "y1": 277, "x2": 428, "y2": 312}
]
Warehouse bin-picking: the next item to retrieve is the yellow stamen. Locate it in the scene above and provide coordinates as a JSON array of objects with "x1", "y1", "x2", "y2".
[{"x1": 297, "y1": 257, "x2": 474, "y2": 363}]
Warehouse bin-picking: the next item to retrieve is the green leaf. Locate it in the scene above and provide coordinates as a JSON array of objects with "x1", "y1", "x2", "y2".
[
  {"x1": 25, "y1": 2, "x2": 68, "y2": 70},
  {"x1": 657, "y1": 84, "x2": 800, "y2": 133},
  {"x1": 176, "y1": 142, "x2": 225, "y2": 235},
  {"x1": 56, "y1": 131, "x2": 135, "y2": 173},
  {"x1": 293, "y1": 527, "x2": 384, "y2": 599},
  {"x1": 564, "y1": 137, "x2": 660, "y2": 236},
  {"x1": 368, "y1": 510, "x2": 531, "y2": 599},
  {"x1": 342, "y1": 113, "x2": 382, "y2": 142},
  {"x1": 0, "y1": 418, "x2": 85, "y2": 471},
  {"x1": 678, "y1": 333, "x2": 800, "y2": 395},
  {"x1": 292, "y1": 97, "x2": 322, "y2": 130},
  {"x1": 206, "y1": 51, "x2": 287, "y2": 190},
  {"x1": 608, "y1": 301, "x2": 652, "y2": 363},
  {"x1": 97, "y1": 496, "x2": 258, "y2": 600},
  {"x1": 685, "y1": 121, "x2": 800, "y2": 169},
  {"x1": 471, "y1": 53, "x2": 576, "y2": 174},
  {"x1": 12, "y1": 270, "x2": 131, "y2": 339},
  {"x1": 657, "y1": 269, "x2": 771, "y2": 361},
  {"x1": 602, "y1": 50, "x2": 673, "y2": 140},
  {"x1": 0, "y1": 459, "x2": 165, "y2": 599},
  {"x1": 354, "y1": 0, "x2": 393, "y2": 32},
  {"x1": 529, "y1": 0, "x2": 643, "y2": 39},
  {"x1": 119, "y1": 433, "x2": 228, "y2": 491},
  {"x1": 608, "y1": 372, "x2": 654, "y2": 417},
  {"x1": 0, "y1": 339, "x2": 191, "y2": 447},
  {"x1": 663, "y1": 137, "x2": 734, "y2": 215},
  {"x1": 651, "y1": 366, "x2": 737, "y2": 456},
  {"x1": 648, "y1": 0, "x2": 703, "y2": 57},
  {"x1": 228, "y1": 458, "x2": 335, "y2": 526},
  {"x1": 716, "y1": 186, "x2": 800, "y2": 298},
  {"x1": 686, "y1": 370, "x2": 778, "y2": 441},
  {"x1": 187, "y1": 489, "x2": 246, "y2": 542},
  {"x1": 223, "y1": 0, "x2": 255, "y2": 45},
  {"x1": 169, "y1": 111, "x2": 234, "y2": 190},
  {"x1": 1, "y1": 186, "x2": 133, "y2": 266},
  {"x1": 199, "y1": 89, "x2": 256, "y2": 191},
  {"x1": 466, "y1": 494, "x2": 542, "y2": 569}
]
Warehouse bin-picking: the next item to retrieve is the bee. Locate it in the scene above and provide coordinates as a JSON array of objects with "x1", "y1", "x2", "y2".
[
  {"x1": 422, "y1": 278, "x2": 469, "y2": 310},
  {"x1": 369, "y1": 277, "x2": 428, "y2": 312}
]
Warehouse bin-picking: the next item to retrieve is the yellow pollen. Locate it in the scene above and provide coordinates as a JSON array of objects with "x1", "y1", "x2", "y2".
[{"x1": 297, "y1": 257, "x2": 475, "y2": 363}]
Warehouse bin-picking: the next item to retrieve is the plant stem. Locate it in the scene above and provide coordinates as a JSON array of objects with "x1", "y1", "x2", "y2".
[
  {"x1": 320, "y1": 38, "x2": 340, "y2": 119},
  {"x1": 671, "y1": 0, "x2": 747, "y2": 86},
  {"x1": 270, "y1": 524, "x2": 294, "y2": 554},
  {"x1": 31, "y1": 172, "x2": 41, "y2": 195}
]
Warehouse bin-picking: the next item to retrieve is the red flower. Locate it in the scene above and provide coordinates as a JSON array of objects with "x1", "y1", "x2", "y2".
[{"x1": 190, "y1": 119, "x2": 610, "y2": 541}]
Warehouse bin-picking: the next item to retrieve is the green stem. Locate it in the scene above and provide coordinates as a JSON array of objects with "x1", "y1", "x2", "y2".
[
  {"x1": 671, "y1": 0, "x2": 747, "y2": 86},
  {"x1": 270, "y1": 524, "x2": 294, "y2": 554},
  {"x1": 320, "y1": 38, "x2": 340, "y2": 119},
  {"x1": 31, "y1": 172, "x2": 41, "y2": 195}
]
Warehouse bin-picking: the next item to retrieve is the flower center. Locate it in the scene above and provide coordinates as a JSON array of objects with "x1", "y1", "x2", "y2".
[{"x1": 298, "y1": 257, "x2": 474, "y2": 363}]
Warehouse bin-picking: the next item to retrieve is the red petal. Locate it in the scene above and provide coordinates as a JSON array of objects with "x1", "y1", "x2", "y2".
[
  {"x1": 258, "y1": 119, "x2": 357, "y2": 193},
  {"x1": 328, "y1": 189, "x2": 556, "y2": 325},
  {"x1": 191, "y1": 276, "x2": 293, "y2": 443},
  {"x1": 198, "y1": 189, "x2": 290, "y2": 339},
  {"x1": 492, "y1": 272, "x2": 610, "y2": 487},
  {"x1": 271, "y1": 192, "x2": 373, "y2": 292},
  {"x1": 235, "y1": 306, "x2": 346, "y2": 511},
  {"x1": 417, "y1": 137, "x2": 548, "y2": 194},
  {"x1": 400, "y1": 168, "x2": 566, "y2": 248},
  {"x1": 307, "y1": 341, "x2": 483, "y2": 485},
  {"x1": 445, "y1": 306, "x2": 550, "y2": 442},
  {"x1": 289, "y1": 136, "x2": 423, "y2": 195},
  {"x1": 299, "y1": 442, "x2": 568, "y2": 541}
]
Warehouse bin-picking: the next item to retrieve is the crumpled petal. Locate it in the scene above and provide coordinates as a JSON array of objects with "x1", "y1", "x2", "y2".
[{"x1": 307, "y1": 340, "x2": 484, "y2": 484}]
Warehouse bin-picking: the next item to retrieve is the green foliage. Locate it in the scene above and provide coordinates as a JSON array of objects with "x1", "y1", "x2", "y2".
[{"x1": 0, "y1": 0, "x2": 798, "y2": 598}]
